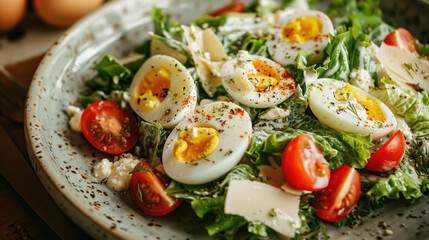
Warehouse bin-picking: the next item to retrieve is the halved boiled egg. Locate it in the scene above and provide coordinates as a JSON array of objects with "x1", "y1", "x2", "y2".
[
  {"x1": 128, "y1": 55, "x2": 197, "y2": 128},
  {"x1": 267, "y1": 10, "x2": 334, "y2": 66},
  {"x1": 162, "y1": 102, "x2": 252, "y2": 184},
  {"x1": 308, "y1": 78, "x2": 397, "y2": 140},
  {"x1": 220, "y1": 50, "x2": 295, "y2": 108}
]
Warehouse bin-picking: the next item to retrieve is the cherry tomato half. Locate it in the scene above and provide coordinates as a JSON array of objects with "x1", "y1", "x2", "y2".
[
  {"x1": 130, "y1": 162, "x2": 182, "y2": 216},
  {"x1": 210, "y1": 1, "x2": 245, "y2": 17},
  {"x1": 383, "y1": 28, "x2": 419, "y2": 54},
  {"x1": 281, "y1": 134, "x2": 331, "y2": 191},
  {"x1": 365, "y1": 130, "x2": 406, "y2": 172},
  {"x1": 313, "y1": 166, "x2": 361, "y2": 222},
  {"x1": 81, "y1": 100, "x2": 139, "y2": 155}
]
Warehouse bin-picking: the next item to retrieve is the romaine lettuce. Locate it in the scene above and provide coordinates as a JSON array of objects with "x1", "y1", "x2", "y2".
[{"x1": 371, "y1": 79, "x2": 429, "y2": 135}]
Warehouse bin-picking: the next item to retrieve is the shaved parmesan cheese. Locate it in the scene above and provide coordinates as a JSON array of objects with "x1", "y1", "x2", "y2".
[
  {"x1": 182, "y1": 25, "x2": 227, "y2": 97},
  {"x1": 376, "y1": 44, "x2": 429, "y2": 91},
  {"x1": 281, "y1": 182, "x2": 303, "y2": 196},
  {"x1": 225, "y1": 180, "x2": 301, "y2": 238},
  {"x1": 150, "y1": 38, "x2": 187, "y2": 64},
  {"x1": 258, "y1": 165, "x2": 286, "y2": 188}
]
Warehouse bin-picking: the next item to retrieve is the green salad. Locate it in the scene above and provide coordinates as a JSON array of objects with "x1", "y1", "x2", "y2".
[{"x1": 71, "y1": 0, "x2": 429, "y2": 239}]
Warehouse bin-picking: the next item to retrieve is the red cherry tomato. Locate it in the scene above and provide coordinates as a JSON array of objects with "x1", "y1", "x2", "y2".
[
  {"x1": 130, "y1": 162, "x2": 182, "y2": 216},
  {"x1": 281, "y1": 134, "x2": 331, "y2": 191},
  {"x1": 383, "y1": 28, "x2": 419, "y2": 54},
  {"x1": 210, "y1": 1, "x2": 245, "y2": 17},
  {"x1": 81, "y1": 100, "x2": 139, "y2": 155},
  {"x1": 313, "y1": 166, "x2": 361, "y2": 222},
  {"x1": 365, "y1": 130, "x2": 406, "y2": 172}
]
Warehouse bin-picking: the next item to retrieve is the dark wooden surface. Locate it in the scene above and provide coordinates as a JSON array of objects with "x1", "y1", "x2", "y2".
[{"x1": 0, "y1": 55, "x2": 91, "y2": 240}]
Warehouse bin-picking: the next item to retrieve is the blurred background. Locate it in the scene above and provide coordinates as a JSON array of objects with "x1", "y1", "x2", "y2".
[
  {"x1": 0, "y1": 0, "x2": 104, "y2": 65},
  {"x1": 1, "y1": 0, "x2": 428, "y2": 66}
]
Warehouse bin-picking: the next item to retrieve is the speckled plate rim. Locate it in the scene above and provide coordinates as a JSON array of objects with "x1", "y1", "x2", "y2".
[
  {"x1": 24, "y1": 1, "x2": 157, "y2": 239},
  {"x1": 23, "y1": 0, "x2": 429, "y2": 239}
]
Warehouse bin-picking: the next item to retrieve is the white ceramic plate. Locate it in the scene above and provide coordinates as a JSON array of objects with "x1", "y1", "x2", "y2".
[{"x1": 25, "y1": 0, "x2": 429, "y2": 239}]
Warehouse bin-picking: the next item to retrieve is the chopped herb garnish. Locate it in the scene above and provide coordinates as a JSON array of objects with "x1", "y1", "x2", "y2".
[
  {"x1": 129, "y1": 165, "x2": 153, "y2": 174},
  {"x1": 268, "y1": 208, "x2": 277, "y2": 217},
  {"x1": 346, "y1": 102, "x2": 362, "y2": 120},
  {"x1": 224, "y1": 149, "x2": 233, "y2": 157},
  {"x1": 403, "y1": 62, "x2": 415, "y2": 78},
  {"x1": 136, "y1": 183, "x2": 143, "y2": 203},
  {"x1": 201, "y1": 154, "x2": 211, "y2": 162},
  {"x1": 125, "y1": 126, "x2": 132, "y2": 132},
  {"x1": 378, "y1": 123, "x2": 383, "y2": 128}
]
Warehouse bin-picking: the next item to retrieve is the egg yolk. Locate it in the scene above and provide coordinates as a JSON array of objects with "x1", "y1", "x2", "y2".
[
  {"x1": 247, "y1": 60, "x2": 280, "y2": 92},
  {"x1": 173, "y1": 123, "x2": 219, "y2": 162},
  {"x1": 282, "y1": 16, "x2": 323, "y2": 43},
  {"x1": 335, "y1": 84, "x2": 386, "y2": 122},
  {"x1": 135, "y1": 67, "x2": 170, "y2": 111}
]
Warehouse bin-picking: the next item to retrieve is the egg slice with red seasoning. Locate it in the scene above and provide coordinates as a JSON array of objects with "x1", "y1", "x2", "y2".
[
  {"x1": 128, "y1": 55, "x2": 197, "y2": 128},
  {"x1": 308, "y1": 78, "x2": 397, "y2": 140},
  {"x1": 267, "y1": 10, "x2": 334, "y2": 66},
  {"x1": 162, "y1": 101, "x2": 252, "y2": 184},
  {"x1": 220, "y1": 50, "x2": 295, "y2": 108}
]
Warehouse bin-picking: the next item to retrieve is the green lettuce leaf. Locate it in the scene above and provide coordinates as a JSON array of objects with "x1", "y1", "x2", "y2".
[
  {"x1": 166, "y1": 164, "x2": 262, "y2": 239},
  {"x1": 249, "y1": 114, "x2": 373, "y2": 169},
  {"x1": 79, "y1": 55, "x2": 133, "y2": 107},
  {"x1": 166, "y1": 164, "x2": 256, "y2": 200},
  {"x1": 371, "y1": 79, "x2": 429, "y2": 135},
  {"x1": 408, "y1": 137, "x2": 429, "y2": 179},
  {"x1": 318, "y1": 31, "x2": 353, "y2": 82},
  {"x1": 150, "y1": 8, "x2": 191, "y2": 60},
  {"x1": 327, "y1": 0, "x2": 383, "y2": 31},
  {"x1": 134, "y1": 121, "x2": 169, "y2": 165},
  {"x1": 366, "y1": 158, "x2": 425, "y2": 207},
  {"x1": 191, "y1": 196, "x2": 247, "y2": 238}
]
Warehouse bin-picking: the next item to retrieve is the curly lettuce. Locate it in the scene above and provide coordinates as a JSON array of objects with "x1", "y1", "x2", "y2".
[
  {"x1": 371, "y1": 79, "x2": 429, "y2": 135},
  {"x1": 249, "y1": 114, "x2": 373, "y2": 169},
  {"x1": 166, "y1": 164, "x2": 277, "y2": 239}
]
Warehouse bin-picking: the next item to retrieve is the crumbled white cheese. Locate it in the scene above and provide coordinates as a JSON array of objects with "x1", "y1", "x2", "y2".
[
  {"x1": 234, "y1": 50, "x2": 256, "y2": 92},
  {"x1": 349, "y1": 68, "x2": 374, "y2": 93},
  {"x1": 66, "y1": 105, "x2": 83, "y2": 132},
  {"x1": 93, "y1": 153, "x2": 141, "y2": 191},
  {"x1": 93, "y1": 158, "x2": 113, "y2": 180},
  {"x1": 259, "y1": 107, "x2": 290, "y2": 120}
]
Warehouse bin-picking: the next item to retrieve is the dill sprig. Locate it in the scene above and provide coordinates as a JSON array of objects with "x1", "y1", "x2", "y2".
[
  {"x1": 403, "y1": 62, "x2": 415, "y2": 79},
  {"x1": 346, "y1": 102, "x2": 362, "y2": 120}
]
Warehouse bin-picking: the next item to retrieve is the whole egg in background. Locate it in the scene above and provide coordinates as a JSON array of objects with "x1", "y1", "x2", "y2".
[
  {"x1": 0, "y1": 0, "x2": 27, "y2": 33},
  {"x1": 33, "y1": 0, "x2": 103, "y2": 27}
]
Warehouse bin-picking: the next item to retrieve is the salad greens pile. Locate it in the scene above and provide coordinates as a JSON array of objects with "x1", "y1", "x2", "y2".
[{"x1": 77, "y1": 0, "x2": 429, "y2": 238}]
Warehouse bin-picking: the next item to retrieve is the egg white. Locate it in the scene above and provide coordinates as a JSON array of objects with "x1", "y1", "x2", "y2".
[
  {"x1": 128, "y1": 55, "x2": 197, "y2": 128},
  {"x1": 220, "y1": 54, "x2": 295, "y2": 108},
  {"x1": 162, "y1": 102, "x2": 252, "y2": 185},
  {"x1": 308, "y1": 78, "x2": 397, "y2": 140},
  {"x1": 267, "y1": 10, "x2": 334, "y2": 66}
]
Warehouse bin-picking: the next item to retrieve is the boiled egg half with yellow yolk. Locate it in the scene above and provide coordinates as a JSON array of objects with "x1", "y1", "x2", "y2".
[
  {"x1": 308, "y1": 78, "x2": 397, "y2": 140},
  {"x1": 220, "y1": 50, "x2": 295, "y2": 108},
  {"x1": 267, "y1": 10, "x2": 334, "y2": 66},
  {"x1": 162, "y1": 102, "x2": 252, "y2": 184},
  {"x1": 128, "y1": 55, "x2": 197, "y2": 128}
]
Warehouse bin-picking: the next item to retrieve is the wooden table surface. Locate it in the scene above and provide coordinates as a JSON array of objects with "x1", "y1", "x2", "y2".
[{"x1": 0, "y1": 55, "x2": 91, "y2": 240}]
